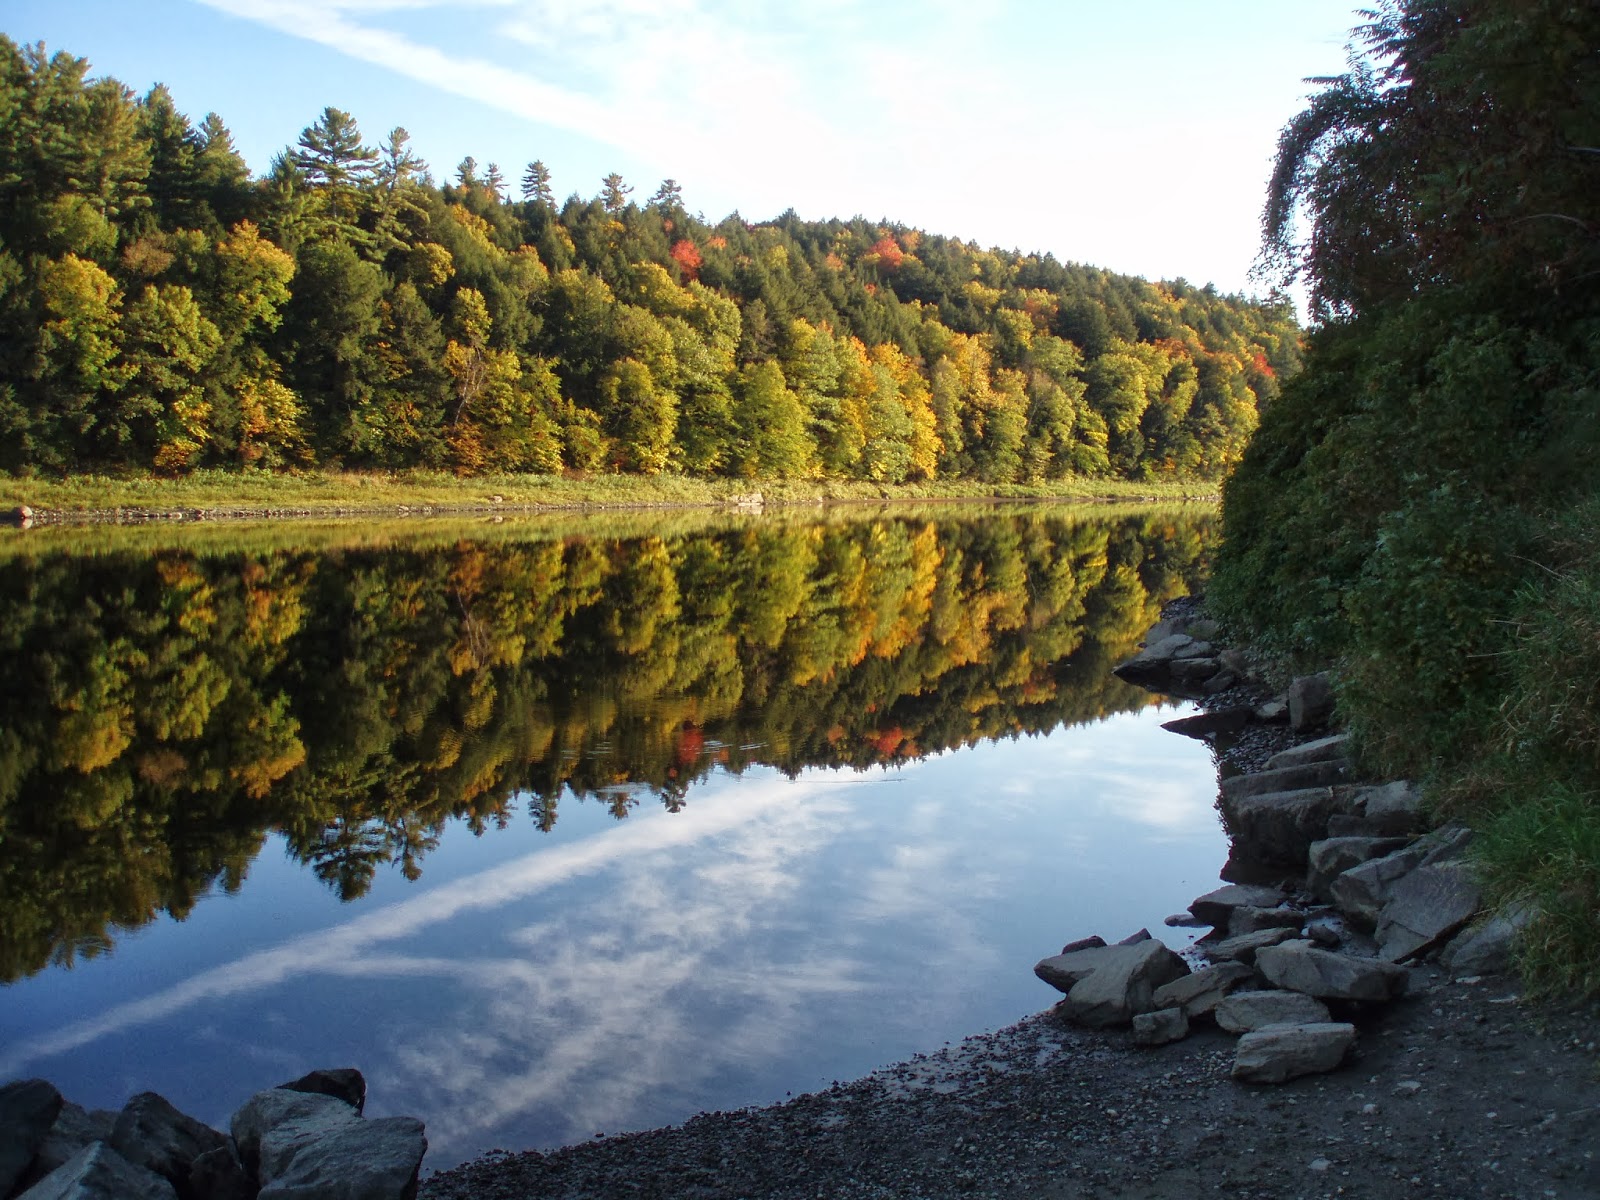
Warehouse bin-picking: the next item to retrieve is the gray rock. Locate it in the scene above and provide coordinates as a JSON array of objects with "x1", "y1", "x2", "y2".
[
  {"x1": 1329, "y1": 843, "x2": 1428, "y2": 927},
  {"x1": 23, "y1": 1103, "x2": 118, "y2": 1190},
  {"x1": 20, "y1": 1142, "x2": 177, "y2": 1200},
  {"x1": 1355, "y1": 781, "x2": 1427, "y2": 835},
  {"x1": 1131, "y1": 1007, "x2": 1190, "y2": 1046},
  {"x1": 1439, "y1": 904, "x2": 1533, "y2": 978},
  {"x1": 1304, "y1": 914, "x2": 1345, "y2": 947},
  {"x1": 1221, "y1": 787, "x2": 1353, "y2": 867},
  {"x1": 1287, "y1": 673, "x2": 1336, "y2": 732},
  {"x1": 1112, "y1": 634, "x2": 1200, "y2": 688},
  {"x1": 1227, "y1": 905, "x2": 1306, "y2": 937},
  {"x1": 279, "y1": 1069, "x2": 367, "y2": 1116},
  {"x1": 1256, "y1": 940, "x2": 1409, "y2": 1002},
  {"x1": 1171, "y1": 655, "x2": 1223, "y2": 685},
  {"x1": 1418, "y1": 824, "x2": 1475, "y2": 866},
  {"x1": 1376, "y1": 862, "x2": 1482, "y2": 961},
  {"x1": 1115, "y1": 928, "x2": 1153, "y2": 945},
  {"x1": 1214, "y1": 990, "x2": 1333, "y2": 1033},
  {"x1": 231, "y1": 1090, "x2": 360, "y2": 1177},
  {"x1": 0, "y1": 1078, "x2": 65, "y2": 1198},
  {"x1": 257, "y1": 1116, "x2": 425, "y2": 1200},
  {"x1": 1265, "y1": 735, "x2": 1351, "y2": 772},
  {"x1": 1307, "y1": 836, "x2": 1413, "y2": 899},
  {"x1": 1200, "y1": 926, "x2": 1297, "y2": 965},
  {"x1": 1220, "y1": 759, "x2": 1352, "y2": 802},
  {"x1": 1202, "y1": 668, "x2": 1240, "y2": 695},
  {"x1": 1254, "y1": 697, "x2": 1289, "y2": 723},
  {"x1": 1189, "y1": 883, "x2": 1288, "y2": 928},
  {"x1": 1232, "y1": 1023, "x2": 1357, "y2": 1083},
  {"x1": 1161, "y1": 707, "x2": 1253, "y2": 739},
  {"x1": 1152, "y1": 962, "x2": 1255, "y2": 1018},
  {"x1": 1060, "y1": 935, "x2": 1107, "y2": 954},
  {"x1": 1163, "y1": 911, "x2": 1207, "y2": 928},
  {"x1": 1035, "y1": 941, "x2": 1190, "y2": 1028},
  {"x1": 111, "y1": 1092, "x2": 228, "y2": 1197},
  {"x1": 187, "y1": 1145, "x2": 253, "y2": 1200}
]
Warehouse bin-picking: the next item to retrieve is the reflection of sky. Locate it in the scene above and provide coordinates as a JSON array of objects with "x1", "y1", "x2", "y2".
[{"x1": 0, "y1": 704, "x2": 1223, "y2": 1167}]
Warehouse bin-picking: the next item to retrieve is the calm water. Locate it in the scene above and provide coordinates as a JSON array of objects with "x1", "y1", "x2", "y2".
[{"x1": 0, "y1": 505, "x2": 1226, "y2": 1168}]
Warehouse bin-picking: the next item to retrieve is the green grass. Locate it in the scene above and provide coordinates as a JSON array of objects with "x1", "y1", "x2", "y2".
[{"x1": 0, "y1": 467, "x2": 1215, "y2": 518}]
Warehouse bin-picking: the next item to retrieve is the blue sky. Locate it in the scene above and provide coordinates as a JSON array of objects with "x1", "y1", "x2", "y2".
[{"x1": 5, "y1": 0, "x2": 1355, "y2": 295}]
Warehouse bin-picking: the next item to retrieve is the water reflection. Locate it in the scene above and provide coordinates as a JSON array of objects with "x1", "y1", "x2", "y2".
[{"x1": 0, "y1": 505, "x2": 1211, "y2": 985}]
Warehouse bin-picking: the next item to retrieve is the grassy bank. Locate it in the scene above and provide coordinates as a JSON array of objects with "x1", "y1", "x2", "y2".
[{"x1": 0, "y1": 469, "x2": 1214, "y2": 519}]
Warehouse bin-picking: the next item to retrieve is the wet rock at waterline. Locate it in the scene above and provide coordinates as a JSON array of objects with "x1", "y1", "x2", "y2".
[{"x1": 1034, "y1": 940, "x2": 1190, "y2": 1028}]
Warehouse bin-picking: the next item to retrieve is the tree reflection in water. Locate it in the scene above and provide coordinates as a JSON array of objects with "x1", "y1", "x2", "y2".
[{"x1": 0, "y1": 505, "x2": 1212, "y2": 982}]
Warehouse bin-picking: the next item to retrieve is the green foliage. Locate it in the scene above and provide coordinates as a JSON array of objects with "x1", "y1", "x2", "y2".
[
  {"x1": 1218, "y1": 0, "x2": 1600, "y2": 991},
  {"x1": 0, "y1": 33, "x2": 1298, "y2": 484}
]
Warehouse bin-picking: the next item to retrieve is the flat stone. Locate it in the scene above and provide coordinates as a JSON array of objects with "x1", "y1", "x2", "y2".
[
  {"x1": 1233, "y1": 1023, "x2": 1356, "y2": 1083},
  {"x1": 1152, "y1": 962, "x2": 1256, "y2": 1018},
  {"x1": 1035, "y1": 941, "x2": 1190, "y2": 1028},
  {"x1": 1419, "y1": 825, "x2": 1475, "y2": 866},
  {"x1": 0, "y1": 1078, "x2": 65, "y2": 1198},
  {"x1": 1132, "y1": 1007, "x2": 1190, "y2": 1046},
  {"x1": 111, "y1": 1092, "x2": 228, "y2": 1196},
  {"x1": 21, "y1": 1142, "x2": 177, "y2": 1200},
  {"x1": 1227, "y1": 905, "x2": 1306, "y2": 937},
  {"x1": 257, "y1": 1116, "x2": 426, "y2": 1200},
  {"x1": 1060, "y1": 935, "x2": 1107, "y2": 954},
  {"x1": 1162, "y1": 707, "x2": 1253, "y2": 739},
  {"x1": 1255, "y1": 941, "x2": 1409, "y2": 1002},
  {"x1": 1266, "y1": 735, "x2": 1352, "y2": 772},
  {"x1": 1189, "y1": 883, "x2": 1288, "y2": 928},
  {"x1": 1215, "y1": 990, "x2": 1333, "y2": 1033},
  {"x1": 1221, "y1": 759, "x2": 1353, "y2": 801},
  {"x1": 1254, "y1": 698, "x2": 1289, "y2": 723},
  {"x1": 1116, "y1": 928, "x2": 1153, "y2": 945},
  {"x1": 1200, "y1": 926, "x2": 1297, "y2": 965},
  {"x1": 1376, "y1": 862, "x2": 1482, "y2": 961},
  {"x1": 1307, "y1": 836, "x2": 1414, "y2": 899}
]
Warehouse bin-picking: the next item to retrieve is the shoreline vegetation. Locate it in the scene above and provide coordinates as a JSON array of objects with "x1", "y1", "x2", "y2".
[{"x1": 0, "y1": 469, "x2": 1214, "y2": 525}]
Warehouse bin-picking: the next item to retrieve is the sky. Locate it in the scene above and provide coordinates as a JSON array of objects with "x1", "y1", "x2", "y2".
[{"x1": 4, "y1": 0, "x2": 1357, "y2": 297}]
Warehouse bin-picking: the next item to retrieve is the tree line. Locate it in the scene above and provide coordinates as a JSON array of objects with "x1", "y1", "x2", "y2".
[
  {"x1": 0, "y1": 507, "x2": 1211, "y2": 981},
  {"x1": 0, "y1": 36, "x2": 1300, "y2": 482}
]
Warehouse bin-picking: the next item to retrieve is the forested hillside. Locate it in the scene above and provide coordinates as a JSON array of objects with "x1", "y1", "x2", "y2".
[
  {"x1": 1213, "y1": 0, "x2": 1600, "y2": 990},
  {"x1": 0, "y1": 36, "x2": 1298, "y2": 481}
]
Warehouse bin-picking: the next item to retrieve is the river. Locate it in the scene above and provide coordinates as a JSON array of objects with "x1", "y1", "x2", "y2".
[{"x1": 0, "y1": 503, "x2": 1227, "y2": 1168}]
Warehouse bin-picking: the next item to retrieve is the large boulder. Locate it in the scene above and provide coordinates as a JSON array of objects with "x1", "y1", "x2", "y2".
[
  {"x1": 231, "y1": 1089, "x2": 360, "y2": 1177},
  {"x1": 0, "y1": 1079, "x2": 65, "y2": 1197},
  {"x1": 1375, "y1": 862, "x2": 1482, "y2": 961},
  {"x1": 1214, "y1": 990, "x2": 1332, "y2": 1033},
  {"x1": 1439, "y1": 904, "x2": 1533, "y2": 978},
  {"x1": 1188, "y1": 883, "x2": 1288, "y2": 928},
  {"x1": 1307, "y1": 836, "x2": 1413, "y2": 899},
  {"x1": 22, "y1": 1103, "x2": 117, "y2": 1191},
  {"x1": 186, "y1": 1145, "x2": 254, "y2": 1200},
  {"x1": 1355, "y1": 781, "x2": 1427, "y2": 836},
  {"x1": 1329, "y1": 843, "x2": 1428, "y2": 927},
  {"x1": 1286, "y1": 673, "x2": 1336, "y2": 732},
  {"x1": 1034, "y1": 941, "x2": 1190, "y2": 1028},
  {"x1": 1232, "y1": 1023, "x2": 1356, "y2": 1083},
  {"x1": 1221, "y1": 787, "x2": 1354, "y2": 867},
  {"x1": 1112, "y1": 634, "x2": 1214, "y2": 691},
  {"x1": 20, "y1": 1142, "x2": 177, "y2": 1200},
  {"x1": 110, "y1": 1092, "x2": 228, "y2": 1198},
  {"x1": 1255, "y1": 941, "x2": 1409, "y2": 1002},
  {"x1": 1151, "y1": 962, "x2": 1255, "y2": 1019},
  {"x1": 257, "y1": 1116, "x2": 426, "y2": 1200},
  {"x1": 1227, "y1": 905, "x2": 1306, "y2": 937}
]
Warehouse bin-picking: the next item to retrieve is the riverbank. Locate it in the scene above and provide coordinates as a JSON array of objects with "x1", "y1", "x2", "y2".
[
  {"x1": 421, "y1": 605, "x2": 1600, "y2": 1200},
  {"x1": 0, "y1": 470, "x2": 1213, "y2": 525}
]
